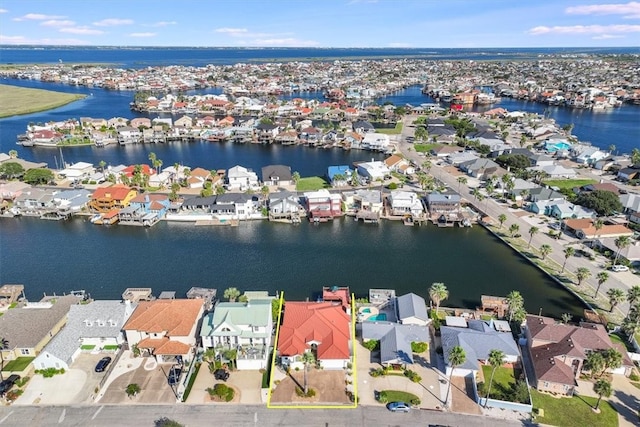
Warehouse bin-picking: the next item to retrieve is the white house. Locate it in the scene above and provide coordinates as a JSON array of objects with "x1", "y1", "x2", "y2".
[
  {"x1": 200, "y1": 297, "x2": 274, "y2": 370},
  {"x1": 227, "y1": 165, "x2": 259, "y2": 191},
  {"x1": 388, "y1": 190, "x2": 424, "y2": 217},
  {"x1": 361, "y1": 133, "x2": 391, "y2": 151},
  {"x1": 33, "y1": 300, "x2": 134, "y2": 370},
  {"x1": 58, "y1": 162, "x2": 95, "y2": 181},
  {"x1": 357, "y1": 161, "x2": 390, "y2": 182}
]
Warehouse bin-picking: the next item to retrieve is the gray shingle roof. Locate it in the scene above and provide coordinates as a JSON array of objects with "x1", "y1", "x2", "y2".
[
  {"x1": 396, "y1": 293, "x2": 429, "y2": 323},
  {"x1": 361, "y1": 321, "x2": 430, "y2": 365}
]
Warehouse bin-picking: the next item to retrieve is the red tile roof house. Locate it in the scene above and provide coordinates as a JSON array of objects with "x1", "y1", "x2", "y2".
[
  {"x1": 123, "y1": 299, "x2": 204, "y2": 364},
  {"x1": 277, "y1": 301, "x2": 352, "y2": 370},
  {"x1": 523, "y1": 314, "x2": 634, "y2": 396}
]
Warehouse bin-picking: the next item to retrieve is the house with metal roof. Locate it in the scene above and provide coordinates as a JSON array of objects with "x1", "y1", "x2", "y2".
[
  {"x1": 33, "y1": 300, "x2": 135, "y2": 370},
  {"x1": 200, "y1": 298, "x2": 273, "y2": 370},
  {"x1": 361, "y1": 321, "x2": 430, "y2": 368},
  {"x1": 396, "y1": 293, "x2": 430, "y2": 326}
]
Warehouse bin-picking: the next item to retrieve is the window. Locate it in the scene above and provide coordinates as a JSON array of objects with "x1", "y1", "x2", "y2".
[{"x1": 20, "y1": 349, "x2": 30, "y2": 355}]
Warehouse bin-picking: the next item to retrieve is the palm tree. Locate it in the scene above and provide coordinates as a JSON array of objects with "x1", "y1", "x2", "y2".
[
  {"x1": 301, "y1": 350, "x2": 316, "y2": 395},
  {"x1": 613, "y1": 235, "x2": 631, "y2": 266},
  {"x1": 607, "y1": 288, "x2": 625, "y2": 312},
  {"x1": 601, "y1": 348, "x2": 622, "y2": 377},
  {"x1": 292, "y1": 171, "x2": 301, "y2": 186},
  {"x1": 627, "y1": 285, "x2": 640, "y2": 316},
  {"x1": 173, "y1": 162, "x2": 180, "y2": 185},
  {"x1": 223, "y1": 287, "x2": 240, "y2": 302},
  {"x1": 445, "y1": 346, "x2": 466, "y2": 408},
  {"x1": 622, "y1": 317, "x2": 640, "y2": 344},
  {"x1": 505, "y1": 291, "x2": 524, "y2": 322},
  {"x1": 508, "y1": 223, "x2": 519, "y2": 238},
  {"x1": 539, "y1": 244, "x2": 552, "y2": 260},
  {"x1": 594, "y1": 271, "x2": 609, "y2": 298},
  {"x1": 471, "y1": 187, "x2": 481, "y2": 201},
  {"x1": 527, "y1": 226, "x2": 539, "y2": 248},
  {"x1": 148, "y1": 152, "x2": 157, "y2": 171},
  {"x1": 592, "y1": 379, "x2": 612, "y2": 411},
  {"x1": 484, "y1": 349, "x2": 505, "y2": 407},
  {"x1": 562, "y1": 247, "x2": 575, "y2": 273},
  {"x1": 561, "y1": 313, "x2": 572, "y2": 324},
  {"x1": 98, "y1": 160, "x2": 107, "y2": 174},
  {"x1": 498, "y1": 214, "x2": 507, "y2": 229},
  {"x1": 126, "y1": 383, "x2": 141, "y2": 398},
  {"x1": 457, "y1": 176, "x2": 467, "y2": 193},
  {"x1": 608, "y1": 144, "x2": 616, "y2": 156},
  {"x1": 593, "y1": 219, "x2": 604, "y2": 241},
  {"x1": 429, "y1": 282, "x2": 449, "y2": 315},
  {"x1": 584, "y1": 351, "x2": 605, "y2": 378},
  {"x1": 0, "y1": 337, "x2": 8, "y2": 381},
  {"x1": 575, "y1": 267, "x2": 591, "y2": 286},
  {"x1": 8, "y1": 149, "x2": 18, "y2": 159}
]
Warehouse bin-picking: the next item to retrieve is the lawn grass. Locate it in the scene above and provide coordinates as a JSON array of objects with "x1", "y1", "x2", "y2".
[
  {"x1": 375, "y1": 122, "x2": 403, "y2": 135},
  {"x1": 481, "y1": 365, "x2": 516, "y2": 389},
  {"x1": 608, "y1": 333, "x2": 635, "y2": 352},
  {"x1": 0, "y1": 84, "x2": 86, "y2": 118},
  {"x1": 530, "y1": 389, "x2": 618, "y2": 427},
  {"x1": 2, "y1": 357, "x2": 35, "y2": 372},
  {"x1": 543, "y1": 178, "x2": 596, "y2": 190},
  {"x1": 296, "y1": 176, "x2": 330, "y2": 191},
  {"x1": 413, "y1": 143, "x2": 443, "y2": 153},
  {"x1": 80, "y1": 344, "x2": 96, "y2": 350},
  {"x1": 379, "y1": 389, "x2": 420, "y2": 403}
]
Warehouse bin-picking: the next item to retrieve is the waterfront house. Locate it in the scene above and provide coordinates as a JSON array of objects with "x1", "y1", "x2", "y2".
[
  {"x1": 255, "y1": 123, "x2": 279, "y2": 143},
  {"x1": 268, "y1": 191, "x2": 304, "y2": 221},
  {"x1": 261, "y1": 165, "x2": 293, "y2": 187},
  {"x1": 277, "y1": 301, "x2": 351, "y2": 370},
  {"x1": 347, "y1": 189, "x2": 383, "y2": 215},
  {"x1": 441, "y1": 319, "x2": 520, "y2": 378},
  {"x1": 524, "y1": 314, "x2": 634, "y2": 395},
  {"x1": 361, "y1": 133, "x2": 391, "y2": 152},
  {"x1": 562, "y1": 218, "x2": 634, "y2": 240},
  {"x1": 0, "y1": 295, "x2": 80, "y2": 370},
  {"x1": 118, "y1": 193, "x2": 171, "y2": 226},
  {"x1": 58, "y1": 162, "x2": 95, "y2": 181},
  {"x1": 388, "y1": 190, "x2": 424, "y2": 217},
  {"x1": 396, "y1": 293, "x2": 429, "y2": 326},
  {"x1": 200, "y1": 297, "x2": 274, "y2": 370},
  {"x1": 89, "y1": 184, "x2": 137, "y2": 213},
  {"x1": 226, "y1": 165, "x2": 259, "y2": 191},
  {"x1": 33, "y1": 300, "x2": 135, "y2": 371},
  {"x1": 426, "y1": 192, "x2": 461, "y2": 221},
  {"x1": 357, "y1": 161, "x2": 390, "y2": 182},
  {"x1": 186, "y1": 168, "x2": 213, "y2": 189},
  {"x1": 361, "y1": 322, "x2": 430, "y2": 368},
  {"x1": 352, "y1": 120, "x2": 375, "y2": 135},
  {"x1": 211, "y1": 193, "x2": 261, "y2": 220},
  {"x1": 13, "y1": 188, "x2": 56, "y2": 215},
  {"x1": 572, "y1": 145, "x2": 609, "y2": 166},
  {"x1": 51, "y1": 189, "x2": 91, "y2": 214},
  {"x1": 304, "y1": 189, "x2": 342, "y2": 221},
  {"x1": 129, "y1": 117, "x2": 151, "y2": 129},
  {"x1": 617, "y1": 166, "x2": 640, "y2": 182},
  {"x1": 116, "y1": 126, "x2": 142, "y2": 145},
  {"x1": 0, "y1": 181, "x2": 31, "y2": 202},
  {"x1": 123, "y1": 299, "x2": 205, "y2": 363}
]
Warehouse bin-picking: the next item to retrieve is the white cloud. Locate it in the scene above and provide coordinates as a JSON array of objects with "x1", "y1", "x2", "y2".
[
  {"x1": 215, "y1": 27, "x2": 248, "y2": 34},
  {"x1": 592, "y1": 34, "x2": 625, "y2": 39},
  {"x1": 388, "y1": 42, "x2": 412, "y2": 48},
  {"x1": 251, "y1": 38, "x2": 320, "y2": 47},
  {"x1": 0, "y1": 34, "x2": 88, "y2": 45},
  {"x1": 0, "y1": 9, "x2": 8, "y2": 13},
  {"x1": 528, "y1": 24, "x2": 640, "y2": 35},
  {"x1": 59, "y1": 26, "x2": 105, "y2": 35},
  {"x1": 41, "y1": 20, "x2": 75, "y2": 27},
  {"x1": 347, "y1": 0, "x2": 378, "y2": 5},
  {"x1": 129, "y1": 32, "x2": 156, "y2": 37},
  {"x1": 93, "y1": 18, "x2": 134, "y2": 27},
  {"x1": 149, "y1": 21, "x2": 177, "y2": 27},
  {"x1": 566, "y1": 2, "x2": 640, "y2": 18},
  {"x1": 14, "y1": 13, "x2": 66, "y2": 21}
]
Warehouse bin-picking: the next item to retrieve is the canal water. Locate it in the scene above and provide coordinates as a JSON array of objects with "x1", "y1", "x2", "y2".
[{"x1": 0, "y1": 216, "x2": 585, "y2": 319}]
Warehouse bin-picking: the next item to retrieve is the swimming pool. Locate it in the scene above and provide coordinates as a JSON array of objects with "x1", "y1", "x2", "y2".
[
  {"x1": 361, "y1": 308, "x2": 372, "y2": 314},
  {"x1": 367, "y1": 313, "x2": 387, "y2": 321},
  {"x1": 545, "y1": 141, "x2": 572, "y2": 152}
]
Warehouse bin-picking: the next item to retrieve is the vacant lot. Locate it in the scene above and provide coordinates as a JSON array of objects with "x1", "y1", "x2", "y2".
[
  {"x1": 531, "y1": 389, "x2": 618, "y2": 427},
  {"x1": 543, "y1": 178, "x2": 596, "y2": 190},
  {"x1": 296, "y1": 176, "x2": 330, "y2": 191},
  {"x1": 0, "y1": 84, "x2": 85, "y2": 118}
]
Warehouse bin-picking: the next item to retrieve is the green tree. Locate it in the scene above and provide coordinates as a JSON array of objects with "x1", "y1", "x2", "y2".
[
  {"x1": 592, "y1": 379, "x2": 612, "y2": 412},
  {"x1": 562, "y1": 247, "x2": 575, "y2": 273},
  {"x1": 271, "y1": 297, "x2": 282, "y2": 323},
  {"x1": 631, "y1": 147, "x2": 640, "y2": 166},
  {"x1": 505, "y1": 291, "x2": 524, "y2": 322},
  {"x1": 484, "y1": 349, "x2": 506, "y2": 407},
  {"x1": 527, "y1": 226, "x2": 539, "y2": 248},
  {"x1": 0, "y1": 162, "x2": 24, "y2": 179},
  {"x1": 622, "y1": 316, "x2": 640, "y2": 344},
  {"x1": 222, "y1": 348, "x2": 237, "y2": 371},
  {"x1": 292, "y1": 171, "x2": 301, "y2": 186},
  {"x1": 576, "y1": 190, "x2": 623, "y2": 216},
  {"x1": 561, "y1": 313, "x2": 572, "y2": 324},
  {"x1": 126, "y1": 383, "x2": 140, "y2": 398},
  {"x1": 445, "y1": 346, "x2": 466, "y2": 408},
  {"x1": 607, "y1": 288, "x2": 625, "y2": 312},
  {"x1": 155, "y1": 417, "x2": 184, "y2": 427},
  {"x1": 594, "y1": 271, "x2": 609, "y2": 298},
  {"x1": 593, "y1": 219, "x2": 604, "y2": 241},
  {"x1": 584, "y1": 351, "x2": 605, "y2": 379},
  {"x1": 429, "y1": 282, "x2": 449, "y2": 314},
  {"x1": 22, "y1": 168, "x2": 54, "y2": 185},
  {"x1": 301, "y1": 350, "x2": 316, "y2": 395},
  {"x1": 223, "y1": 287, "x2": 240, "y2": 302},
  {"x1": 575, "y1": 267, "x2": 591, "y2": 286},
  {"x1": 98, "y1": 160, "x2": 107, "y2": 174},
  {"x1": 539, "y1": 244, "x2": 552, "y2": 260},
  {"x1": 613, "y1": 235, "x2": 631, "y2": 266},
  {"x1": 457, "y1": 176, "x2": 468, "y2": 193},
  {"x1": 498, "y1": 214, "x2": 507, "y2": 229},
  {"x1": 601, "y1": 348, "x2": 622, "y2": 377},
  {"x1": 508, "y1": 223, "x2": 519, "y2": 238},
  {"x1": 8, "y1": 149, "x2": 18, "y2": 159},
  {"x1": 627, "y1": 285, "x2": 640, "y2": 316}
]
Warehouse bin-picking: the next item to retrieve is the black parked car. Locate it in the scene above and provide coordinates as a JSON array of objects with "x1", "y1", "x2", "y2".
[
  {"x1": 0, "y1": 374, "x2": 20, "y2": 396},
  {"x1": 214, "y1": 368, "x2": 229, "y2": 381},
  {"x1": 168, "y1": 366, "x2": 182, "y2": 385},
  {"x1": 94, "y1": 356, "x2": 112, "y2": 373}
]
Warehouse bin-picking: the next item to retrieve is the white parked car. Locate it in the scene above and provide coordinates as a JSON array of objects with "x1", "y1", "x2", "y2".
[{"x1": 610, "y1": 265, "x2": 629, "y2": 272}]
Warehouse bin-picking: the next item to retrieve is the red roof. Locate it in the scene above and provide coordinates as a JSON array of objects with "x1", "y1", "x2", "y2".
[
  {"x1": 277, "y1": 302, "x2": 351, "y2": 360},
  {"x1": 92, "y1": 184, "x2": 134, "y2": 201},
  {"x1": 123, "y1": 164, "x2": 154, "y2": 177}
]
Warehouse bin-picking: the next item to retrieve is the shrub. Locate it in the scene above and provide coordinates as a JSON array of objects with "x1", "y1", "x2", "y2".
[
  {"x1": 410, "y1": 398, "x2": 421, "y2": 406},
  {"x1": 363, "y1": 340, "x2": 380, "y2": 351},
  {"x1": 411, "y1": 341, "x2": 429, "y2": 353},
  {"x1": 295, "y1": 387, "x2": 316, "y2": 398},
  {"x1": 369, "y1": 367, "x2": 386, "y2": 377},
  {"x1": 377, "y1": 391, "x2": 388, "y2": 403},
  {"x1": 388, "y1": 182, "x2": 398, "y2": 190},
  {"x1": 35, "y1": 367, "x2": 65, "y2": 378},
  {"x1": 208, "y1": 383, "x2": 235, "y2": 402},
  {"x1": 403, "y1": 369, "x2": 422, "y2": 383},
  {"x1": 5, "y1": 389, "x2": 23, "y2": 401},
  {"x1": 154, "y1": 417, "x2": 184, "y2": 427},
  {"x1": 630, "y1": 372, "x2": 640, "y2": 382},
  {"x1": 15, "y1": 376, "x2": 30, "y2": 387}
]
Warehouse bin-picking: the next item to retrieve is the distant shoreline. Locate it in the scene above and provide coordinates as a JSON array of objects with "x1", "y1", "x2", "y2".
[{"x1": 0, "y1": 84, "x2": 86, "y2": 118}]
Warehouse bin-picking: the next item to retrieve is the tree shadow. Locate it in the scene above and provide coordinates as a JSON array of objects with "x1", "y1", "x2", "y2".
[{"x1": 613, "y1": 389, "x2": 640, "y2": 425}]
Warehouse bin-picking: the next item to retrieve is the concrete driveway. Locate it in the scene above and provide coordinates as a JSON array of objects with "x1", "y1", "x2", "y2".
[
  {"x1": 99, "y1": 359, "x2": 178, "y2": 404},
  {"x1": 14, "y1": 352, "x2": 113, "y2": 405},
  {"x1": 577, "y1": 376, "x2": 640, "y2": 427},
  {"x1": 185, "y1": 363, "x2": 263, "y2": 405}
]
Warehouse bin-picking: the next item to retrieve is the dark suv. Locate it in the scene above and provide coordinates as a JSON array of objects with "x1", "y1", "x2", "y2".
[
  {"x1": 214, "y1": 368, "x2": 229, "y2": 381},
  {"x1": 0, "y1": 374, "x2": 20, "y2": 396}
]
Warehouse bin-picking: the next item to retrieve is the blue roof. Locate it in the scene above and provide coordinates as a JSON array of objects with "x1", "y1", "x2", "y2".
[{"x1": 327, "y1": 165, "x2": 352, "y2": 180}]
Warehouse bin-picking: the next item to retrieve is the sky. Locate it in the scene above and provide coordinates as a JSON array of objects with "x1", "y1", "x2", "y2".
[{"x1": 0, "y1": 0, "x2": 639, "y2": 48}]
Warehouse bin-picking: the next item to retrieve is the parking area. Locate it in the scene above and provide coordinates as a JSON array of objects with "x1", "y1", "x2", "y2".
[
  {"x1": 185, "y1": 364, "x2": 263, "y2": 404},
  {"x1": 15, "y1": 352, "x2": 112, "y2": 405},
  {"x1": 99, "y1": 358, "x2": 178, "y2": 404}
]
